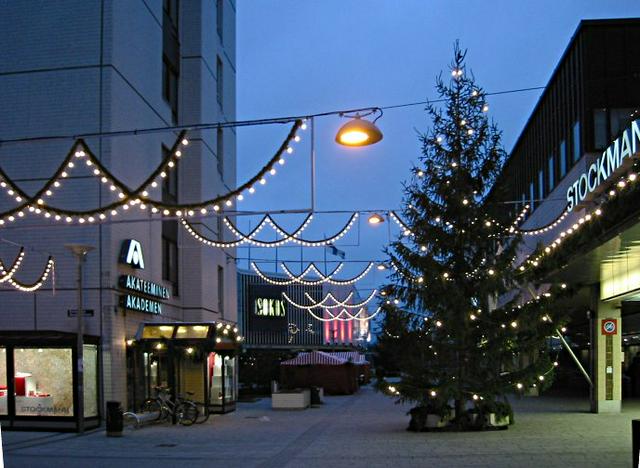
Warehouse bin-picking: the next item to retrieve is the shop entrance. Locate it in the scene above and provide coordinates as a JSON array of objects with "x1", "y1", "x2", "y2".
[{"x1": 127, "y1": 322, "x2": 239, "y2": 414}]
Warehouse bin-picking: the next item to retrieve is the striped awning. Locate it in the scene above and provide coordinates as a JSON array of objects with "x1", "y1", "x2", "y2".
[
  {"x1": 281, "y1": 351, "x2": 348, "y2": 366},
  {"x1": 327, "y1": 351, "x2": 369, "y2": 365}
]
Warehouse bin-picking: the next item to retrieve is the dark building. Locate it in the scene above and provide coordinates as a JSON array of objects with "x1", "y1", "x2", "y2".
[
  {"x1": 499, "y1": 18, "x2": 640, "y2": 213},
  {"x1": 237, "y1": 269, "x2": 372, "y2": 393},
  {"x1": 493, "y1": 18, "x2": 640, "y2": 414}
]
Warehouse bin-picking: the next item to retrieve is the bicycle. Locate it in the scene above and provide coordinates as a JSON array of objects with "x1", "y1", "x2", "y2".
[
  {"x1": 141, "y1": 386, "x2": 198, "y2": 426},
  {"x1": 194, "y1": 401, "x2": 210, "y2": 424}
]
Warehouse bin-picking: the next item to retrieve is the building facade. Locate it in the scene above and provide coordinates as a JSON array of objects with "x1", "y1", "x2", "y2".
[
  {"x1": 494, "y1": 19, "x2": 640, "y2": 413},
  {"x1": 0, "y1": 0, "x2": 237, "y2": 430},
  {"x1": 237, "y1": 269, "x2": 372, "y2": 392}
]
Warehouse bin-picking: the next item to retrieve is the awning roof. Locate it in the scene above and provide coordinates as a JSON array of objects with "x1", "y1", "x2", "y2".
[
  {"x1": 134, "y1": 322, "x2": 242, "y2": 347},
  {"x1": 280, "y1": 351, "x2": 368, "y2": 366}
]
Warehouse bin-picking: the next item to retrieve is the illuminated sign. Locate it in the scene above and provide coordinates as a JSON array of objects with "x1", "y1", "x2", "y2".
[
  {"x1": 119, "y1": 275, "x2": 169, "y2": 300},
  {"x1": 120, "y1": 295, "x2": 162, "y2": 314},
  {"x1": 120, "y1": 239, "x2": 145, "y2": 269},
  {"x1": 567, "y1": 119, "x2": 640, "y2": 210},
  {"x1": 254, "y1": 297, "x2": 286, "y2": 318},
  {"x1": 118, "y1": 240, "x2": 169, "y2": 314}
]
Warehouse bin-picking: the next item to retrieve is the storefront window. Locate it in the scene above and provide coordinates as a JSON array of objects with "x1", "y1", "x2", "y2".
[
  {"x1": 142, "y1": 325, "x2": 175, "y2": 339},
  {"x1": 14, "y1": 348, "x2": 73, "y2": 417},
  {"x1": 175, "y1": 325, "x2": 209, "y2": 339},
  {"x1": 208, "y1": 353, "x2": 223, "y2": 405},
  {"x1": 224, "y1": 357, "x2": 236, "y2": 402},
  {"x1": 0, "y1": 348, "x2": 7, "y2": 415},
  {"x1": 83, "y1": 344, "x2": 98, "y2": 418}
]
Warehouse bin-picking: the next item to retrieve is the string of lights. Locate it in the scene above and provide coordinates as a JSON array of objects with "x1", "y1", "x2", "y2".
[
  {"x1": 0, "y1": 120, "x2": 305, "y2": 225},
  {"x1": 250, "y1": 262, "x2": 344, "y2": 286},
  {"x1": 182, "y1": 213, "x2": 359, "y2": 248},
  {"x1": 0, "y1": 249, "x2": 55, "y2": 292},
  {"x1": 305, "y1": 306, "x2": 383, "y2": 322}
]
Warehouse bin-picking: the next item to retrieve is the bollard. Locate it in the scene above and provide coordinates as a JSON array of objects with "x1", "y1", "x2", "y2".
[
  {"x1": 633, "y1": 419, "x2": 640, "y2": 468},
  {"x1": 106, "y1": 401, "x2": 124, "y2": 437}
]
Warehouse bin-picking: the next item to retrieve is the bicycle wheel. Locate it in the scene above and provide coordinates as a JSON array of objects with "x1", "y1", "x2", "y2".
[
  {"x1": 141, "y1": 398, "x2": 164, "y2": 421},
  {"x1": 194, "y1": 402, "x2": 210, "y2": 424},
  {"x1": 176, "y1": 401, "x2": 198, "y2": 426}
]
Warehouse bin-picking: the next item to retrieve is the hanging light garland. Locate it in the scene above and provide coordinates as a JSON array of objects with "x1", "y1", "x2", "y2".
[
  {"x1": 281, "y1": 262, "x2": 374, "y2": 286},
  {"x1": 250, "y1": 262, "x2": 344, "y2": 286},
  {"x1": 511, "y1": 205, "x2": 570, "y2": 236},
  {"x1": 306, "y1": 306, "x2": 383, "y2": 322},
  {"x1": 0, "y1": 120, "x2": 305, "y2": 225},
  {"x1": 0, "y1": 249, "x2": 55, "y2": 292},
  {"x1": 282, "y1": 289, "x2": 378, "y2": 310},
  {"x1": 182, "y1": 213, "x2": 359, "y2": 248}
]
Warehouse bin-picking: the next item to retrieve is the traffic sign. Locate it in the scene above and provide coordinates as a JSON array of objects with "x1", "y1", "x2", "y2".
[{"x1": 601, "y1": 318, "x2": 617, "y2": 335}]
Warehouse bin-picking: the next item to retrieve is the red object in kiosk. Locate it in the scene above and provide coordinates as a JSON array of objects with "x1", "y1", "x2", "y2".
[{"x1": 15, "y1": 376, "x2": 26, "y2": 396}]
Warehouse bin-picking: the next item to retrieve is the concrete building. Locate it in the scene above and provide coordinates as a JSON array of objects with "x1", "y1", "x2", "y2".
[
  {"x1": 0, "y1": 0, "x2": 237, "y2": 430},
  {"x1": 494, "y1": 19, "x2": 640, "y2": 413}
]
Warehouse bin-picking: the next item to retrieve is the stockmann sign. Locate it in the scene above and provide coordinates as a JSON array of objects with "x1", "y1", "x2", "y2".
[{"x1": 567, "y1": 118, "x2": 640, "y2": 211}]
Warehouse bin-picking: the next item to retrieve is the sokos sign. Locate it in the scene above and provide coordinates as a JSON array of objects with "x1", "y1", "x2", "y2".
[
  {"x1": 120, "y1": 239, "x2": 145, "y2": 269},
  {"x1": 567, "y1": 119, "x2": 640, "y2": 211}
]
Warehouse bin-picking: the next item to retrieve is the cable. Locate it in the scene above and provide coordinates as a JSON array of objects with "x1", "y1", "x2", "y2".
[{"x1": 0, "y1": 85, "x2": 545, "y2": 145}]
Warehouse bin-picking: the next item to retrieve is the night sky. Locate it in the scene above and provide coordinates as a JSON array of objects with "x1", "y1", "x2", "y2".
[{"x1": 233, "y1": 1, "x2": 640, "y2": 294}]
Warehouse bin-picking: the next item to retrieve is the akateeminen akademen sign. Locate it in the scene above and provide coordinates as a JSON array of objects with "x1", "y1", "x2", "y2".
[
  {"x1": 567, "y1": 118, "x2": 640, "y2": 211},
  {"x1": 118, "y1": 239, "x2": 170, "y2": 314}
]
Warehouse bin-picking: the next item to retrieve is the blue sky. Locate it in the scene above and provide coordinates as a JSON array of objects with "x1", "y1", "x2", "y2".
[{"x1": 233, "y1": 1, "x2": 640, "y2": 292}]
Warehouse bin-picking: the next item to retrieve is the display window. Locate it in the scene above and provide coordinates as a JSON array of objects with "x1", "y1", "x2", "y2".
[
  {"x1": 224, "y1": 356, "x2": 236, "y2": 402},
  {"x1": 0, "y1": 348, "x2": 7, "y2": 415},
  {"x1": 83, "y1": 344, "x2": 99, "y2": 418},
  {"x1": 14, "y1": 348, "x2": 74, "y2": 417}
]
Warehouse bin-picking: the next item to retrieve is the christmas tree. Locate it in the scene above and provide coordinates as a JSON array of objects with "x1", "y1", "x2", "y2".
[{"x1": 375, "y1": 44, "x2": 571, "y2": 430}]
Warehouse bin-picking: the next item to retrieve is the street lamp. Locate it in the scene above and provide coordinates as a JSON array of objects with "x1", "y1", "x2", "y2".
[
  {"x1": 367, "y1": 213, "x2": 385, "y2": 225},
  {"x1": 335, "y1": 110, "x2": 384, "y2": 147},
  {"x1": 65, "y1": 243, "x2": 94, "y2": 434}
]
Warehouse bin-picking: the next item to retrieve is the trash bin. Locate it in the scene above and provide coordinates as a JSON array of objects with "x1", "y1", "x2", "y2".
[
  {"x1": 106, "y1": 401, "x2": 123, "y2": 437},
  {"x1": 310, "y1": 387, "x2": 322, "y2": 405}
]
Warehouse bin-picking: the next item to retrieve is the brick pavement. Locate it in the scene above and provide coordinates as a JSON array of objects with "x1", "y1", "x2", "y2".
[{"x1": 1, "y1": 387, "x2": 634, "y2": 467}]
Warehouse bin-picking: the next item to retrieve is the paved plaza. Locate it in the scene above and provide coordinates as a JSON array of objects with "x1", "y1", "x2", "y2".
[{"x1": 1, "y1": 387, "x2": 634, "y2": 467}]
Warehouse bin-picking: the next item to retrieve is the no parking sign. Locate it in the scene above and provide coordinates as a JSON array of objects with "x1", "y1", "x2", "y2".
[{"x1": 601, "y1": 318, "x2": 617, "y2": 335}]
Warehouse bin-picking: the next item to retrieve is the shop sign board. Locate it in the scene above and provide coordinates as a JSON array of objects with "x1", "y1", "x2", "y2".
[
  {"x1": 601, "y1": 318, "x2": 618, "y2": 336},
  {"x1": 567, "y1": 119, "x2": 640, "y2": 210},
  {"x1": 118, "y1": 239, "x2": 169, "y2": 314},
  {"x1": 120, "y1": 239, "x2": 145, "y2": 269},
  {"x1": 254, "y1": 297, "x2": 286, "y2": 318},
  {"x1": 248, "y1": 285, "x2": 288, "y2": 333}
]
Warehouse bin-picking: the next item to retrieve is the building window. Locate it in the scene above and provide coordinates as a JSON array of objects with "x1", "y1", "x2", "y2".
[
  {"x1": 217, "y1": 127, "x2": 224, "y2": 178},
  {"x1": 572, "y1": 121, "x2": 581, "y2": 163},
  {"x1": 217, "y1": 216, "x2": 223, "y2": 242},
  {"x1": 216, "y1": 56, "x2": 223, "y2": 107},
  {"x1": 559, "y1": 140, "x2": 567, "y2": 178},
  {"x1": 14, "y1": 348, "x2": 73, "y2": 417},
  {"x1": 548, "y1": 155, "x2": 555, "y2": 192},
  {"x1": 594, "y1": 108, "x2": 608, "y2": 150},
  {"x1": 529, "y1": 181, "x2": 535, "y2": 211},
  {"x1": 216, "y1": 0, "x2": 223, "y2": 42},
  {"x1": 161, "y1": 146, "x2": 178, "y2": 203},
  {"x1": 162, "y1": 0, "x2": 180, "y2": 122},
  {"x1": 217, "y1": 265, "x2": 224, "y2": 317},
  {"x1": 538, "y1": 169, "x2": 544, "y2": 200},
  {"x1": 161, "y1": 143, "x2": 179, "y2": 296},
  {"x1": 610, "y1": 108, "x2": 637, "y2": 140},
  {"x1": 162, "y1": 233, "x2": 179, "y2": 296}
]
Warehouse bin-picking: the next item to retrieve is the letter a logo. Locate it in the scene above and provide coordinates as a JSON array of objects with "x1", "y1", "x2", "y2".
[{"x1": 121, "y1": 239, "x2": 145, "y2": 269}]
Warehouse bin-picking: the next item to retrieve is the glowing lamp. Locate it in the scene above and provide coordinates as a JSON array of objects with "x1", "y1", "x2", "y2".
[
  {"x1": 335, "y1": 117, "x2": 383, "y2": 147},
  {"x1": 368, "y1": 213, "x2": 385, "y2": 225}
]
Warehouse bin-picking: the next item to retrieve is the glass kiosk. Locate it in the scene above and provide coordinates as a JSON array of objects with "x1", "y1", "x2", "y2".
[{"x1": 127, "y1": 322, "x2": 240, "y2": 414}]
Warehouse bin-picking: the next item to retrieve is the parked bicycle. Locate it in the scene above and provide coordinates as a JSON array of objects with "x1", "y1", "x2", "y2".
[{"x1": 141, "y1": 386, "x2": 198, "y2": 426}]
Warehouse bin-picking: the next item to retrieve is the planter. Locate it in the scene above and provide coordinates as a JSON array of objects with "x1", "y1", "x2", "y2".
[
  {"x1": 486, "y1": 413, "x2": 510, "y2": 427},
  {"x1": 425, "y1": 409, "x2": 454, "y2": 428},
  {"x1": 271, "y1": 389, "x2": 311, "y2": 410}
]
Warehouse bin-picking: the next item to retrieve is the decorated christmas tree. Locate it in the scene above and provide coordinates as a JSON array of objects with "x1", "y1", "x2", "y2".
[{"x1": 375, "y1": 44, "x2": 572, "y2": 430}]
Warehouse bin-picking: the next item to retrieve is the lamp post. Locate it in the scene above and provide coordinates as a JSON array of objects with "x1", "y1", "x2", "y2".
[{"x1": 65, "y1": 244, "x2": 94, "y2": 434}]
